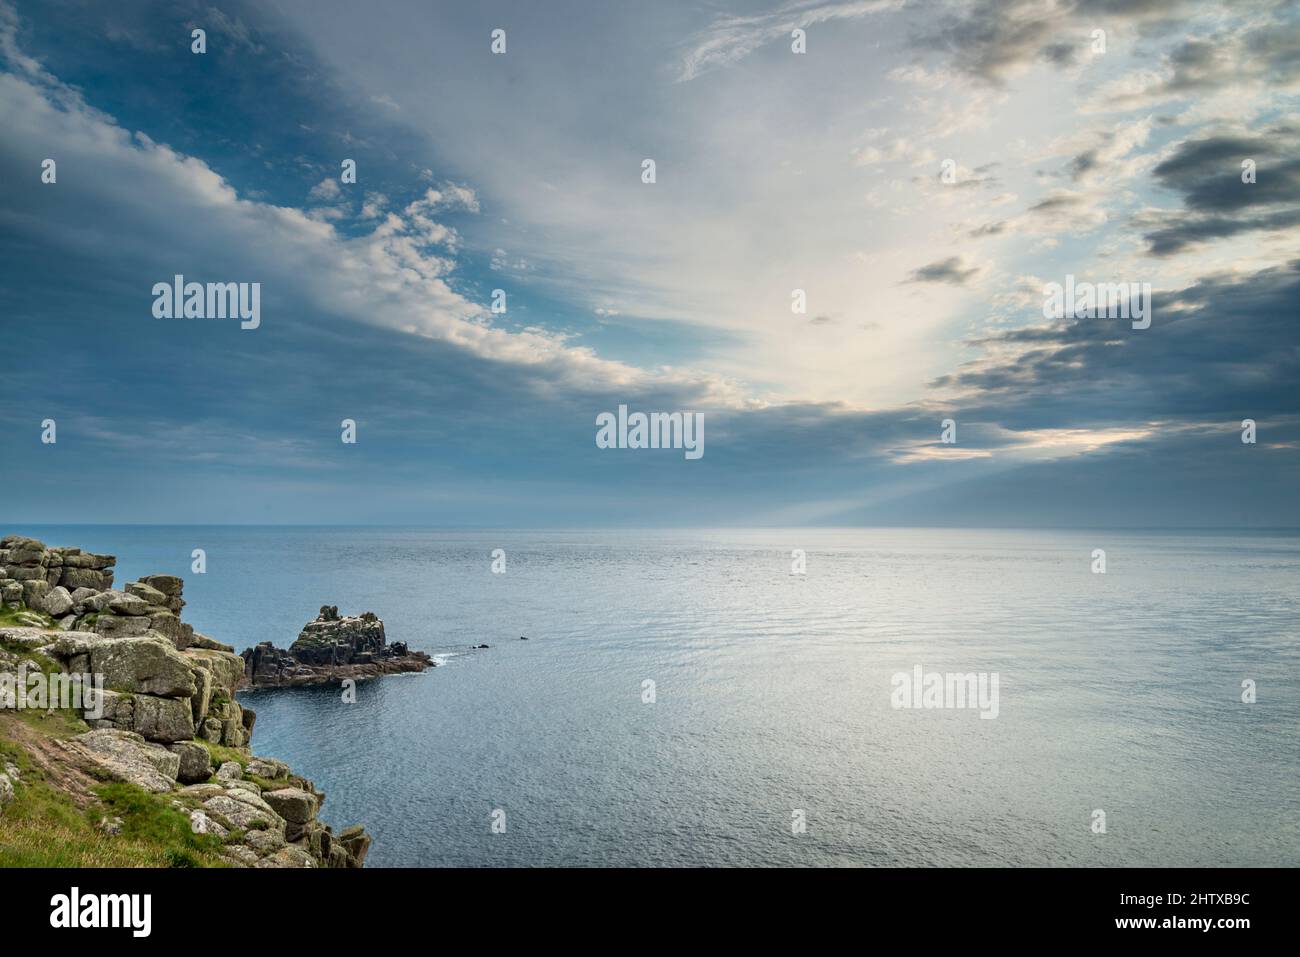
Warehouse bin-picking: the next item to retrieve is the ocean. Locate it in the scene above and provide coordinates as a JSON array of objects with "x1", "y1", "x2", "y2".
[{"x1": 8, "y1": 526, "x2": 1298, "y2": 867}]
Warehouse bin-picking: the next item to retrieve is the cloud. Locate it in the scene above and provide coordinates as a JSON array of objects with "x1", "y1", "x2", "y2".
[
  {"x1": 0, "y1": 14, "x2": 736, "y2": 409},
  {"x1": 200, "y1": 7, "x2": 264, "y2": 55},
  {"x1": 905, "y1": 256, "x2": 983, "y2": 285},
  {"x1": 676, "y1": 0, "x2": 902, "y2": 81},
  {"x1": 933, "y1": 261, "x2": 1300, "y2": 430},
  {"x1": 1141, "y1": 123, "x2": 1300, "y2": 255},
  {"x1": 1086, "y1": 19, "x2": 1300, "y2": 114},
  {"x1": 908, "y1": 0, "x2": 1184, "y2": 85},
  {"x1": 2, "y1": 0, "x2": 1297, "y2": 526},
  {"x1": 308, "y1": 177, "x2": 341, "y2": 201}
]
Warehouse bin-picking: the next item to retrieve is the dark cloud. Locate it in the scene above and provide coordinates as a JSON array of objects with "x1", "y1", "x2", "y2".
[
  {"x1": 1068, "y1": 150, "x2": 1099, "y2": 180},
  {"x1": 905, "y1": 256, "x2": 982, "y2": 285},
  {"x1": 908, "y1": 0, "x2": 1189, "y2": 84},
  {"x1": 1143, "y1": 124, "x2": 1300, "y2": 254},
  {"x1": 933, "y1": 261, "x2": 1300, "y2": 430}
]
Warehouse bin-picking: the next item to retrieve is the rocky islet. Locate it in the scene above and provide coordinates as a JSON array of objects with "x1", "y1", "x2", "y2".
[{"x1": 0, "y1": 534, "x2": 412, "y2": 868}]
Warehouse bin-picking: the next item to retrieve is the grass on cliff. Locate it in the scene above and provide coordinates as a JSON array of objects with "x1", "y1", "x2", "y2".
[
  {"x1": 0, "y1": 605, "x2": 56, "y2": 629},
  {"x1": 0, "y1": 725, "x2": 228, "y2": 867},
  {"x1": 194, "y1": 738, "x2": 248, "y2": 771}
]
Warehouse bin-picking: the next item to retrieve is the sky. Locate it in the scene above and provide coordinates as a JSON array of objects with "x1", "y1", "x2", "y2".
[{"x1": 1, "y1": 0, "x2": 1297, "y2": 526}]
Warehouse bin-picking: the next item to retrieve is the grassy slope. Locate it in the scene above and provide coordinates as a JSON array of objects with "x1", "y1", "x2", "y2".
[{"x1": 0, "y1": 629, "x2": 231, "y2": 867}]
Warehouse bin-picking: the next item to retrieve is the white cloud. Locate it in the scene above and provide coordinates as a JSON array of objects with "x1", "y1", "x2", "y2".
[
  {"x1": 676, "y1": 0, "x2": 903, "y2": 82},
  {"x1": 308, "y1": 177, "x2": 341, "y2": 201}
]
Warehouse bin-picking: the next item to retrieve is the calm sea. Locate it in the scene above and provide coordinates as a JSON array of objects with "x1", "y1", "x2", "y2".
[{"x1": 8, "y1": 526, "x2": 1299, "y2": 867}]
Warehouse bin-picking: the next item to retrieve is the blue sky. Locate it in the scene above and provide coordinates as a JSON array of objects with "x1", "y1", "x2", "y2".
[{"x1": 1, "y1": 0, "x2": 1297, "y2": 526}]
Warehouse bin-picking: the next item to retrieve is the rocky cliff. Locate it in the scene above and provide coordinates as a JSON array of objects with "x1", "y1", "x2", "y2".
[
  {"x1": 241, "y1": 605, "x2": 432, "y2": 688},
  {"x1": 0, "y1": 535, "x2": 372, "y2": 868}
]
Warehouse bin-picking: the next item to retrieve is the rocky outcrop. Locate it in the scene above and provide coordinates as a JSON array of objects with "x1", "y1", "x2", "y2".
[
  {"x1": 1, "y1": 534, "x2": 374, "y2": 868},
  {"x1": 241, "y1": 605, "x2": 432, "y2": 688}
]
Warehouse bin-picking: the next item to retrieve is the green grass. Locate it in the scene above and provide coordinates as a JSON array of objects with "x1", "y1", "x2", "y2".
[
  {"x1": 193, "y1": 738, "x2": 249, "y2": 771},
  {"x1": 1, "y1": 641, "x2": 62, "y2": 677},
  {"x1": 93, "y1": 781, "x2": 228, "y2": 864},
  {"x1": 0, "y1": 639, "x2": 91, "y2": 738},
  {"x1": 12, "y1": 707, "x2": 90, "y2": 738},
  {"x1": 246, "y1": 773, "x2": 286, "y2": 793},
  {"x1": 0, "y1": 605, "x2": 56, "y2": 629},
  {"x1": 0, "y1": 733, "x2": 228, "y2": 867}
]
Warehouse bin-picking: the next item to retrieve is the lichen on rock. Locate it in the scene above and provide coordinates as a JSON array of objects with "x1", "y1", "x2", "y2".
[{"x1": 1, "y1": 534, "x2": 376, "y2": 868}]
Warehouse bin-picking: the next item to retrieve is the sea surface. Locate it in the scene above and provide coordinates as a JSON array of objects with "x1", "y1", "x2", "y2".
[{"x1": 8, "y1": 526, "x2": 1299, "y2": 867}]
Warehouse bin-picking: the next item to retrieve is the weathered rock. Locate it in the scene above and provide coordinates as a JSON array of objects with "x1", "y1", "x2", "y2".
[
  {"x1": 90, "y1": 636, "x2": 197, "y2": 698},
  {"x1": 336, "y1": 824, "x2": 372, "y2": 867},
  {"x1": 188, "y1": 809, "x2": 228, "y2": 838},
  {"x1": 256, "y1": 845, "x2": 315, "y2": 868},
  {"x1": 263, "y1": 788, "x2": 319, "y2": 824},
  {"x1": 221, "y1": 717, "x2": 247, "y2": 748},
  {"x1": 190, "y1": 666, "x2": 212, "y2": 724},
  {"x1": 138, "y1": 574, "x2": 182, "y2": 597},
  {"x1": 0, "y1": 626, "x2": 59, "y2": 648},
  {"x1": 225, "y1": 777, "x2": 261, "y2": 795},
  {"x1": 182, "y1": 648, "x2": 244, "y2": 693},
  {"x1": 189, "y1": 633, "x2": 234, "y2": 653},
  {"x1": 244, "y1": 826, "x2": 287, "y2": 855},
  {"x1": 105, "y1": 591, "x2": 149, "y2": 616},
  {"x1": 222, "y1": 846, "x2": 260, "y2": 866},
  {"x1": 21, "y1": 579, "x2": 50, "y2": 608},
  {"x1": 68, "y1": 586, "x2": 99, "y2": 609},
  {"x1": 85, "y1": 689, "x2": 135, "y2": 731},
  {"x1": 60, "y1": 567, "x2": 112, "y2": 590},
  {"x1": 41, "y1": 586, "x2": 73, "y2": 617},
  {"x1": 93, "y1": 614, "x2": 153, "y2": 638},
  {"x1": 290, "y1": 608, "x2": 387, "y2": 665},
  {"x1": 327, "y1": 844, "x2": 351, "y2": 868},
  {"x1": 1, "y1": 534, "x2": 377, "y2": 869},
  {"x1": 203, "y1": 794, "x2": 284, "y2": 832},
  {"x1": 303, "y1": 821, "x2": 332, "y2": 857},
  {"x1": 132, "y1": 694, "x2": 195, "y2": 743},
  {"x1": 124, "y1": 581, "x2": 169, "y2": 606},
  {"x1": 69, "y1": 729, "x2": 180, "y2": 792},
  {"x1": 5, "y1": 566, "x2": 49, "y2": 582},
  {"x1": 147, "y1": 611, "x2": 183, "y2": 644},
  {"x1": 241, "y1": 608, "x2": 431, "y2": 688},
  {"x1": 168, "y1": 741, "x2": 212, "y2": 784},
  {"x1": 245, "y1": 757, "x2": 290, "y2": 781},
  {"x1": 178, "y1": 783, "x2": 227, "y2": 801},
  {"x1": 4, "y1": 539, "x2": 47, "y2": 564},
  {"x1": 47, "y1": 630, "x2": 105, "y2": 660},
  {"x1": 60, "y1": 551, "x2": 114, "y2": 570}
]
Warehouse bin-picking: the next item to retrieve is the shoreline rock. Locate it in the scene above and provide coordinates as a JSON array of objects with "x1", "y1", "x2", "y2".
[
  {"x1": 1, "y1": 534, "x2": 374, "y2": 868},
  {"x1": 240, "y1": 604, "x2": 432, "y2": 689}
]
